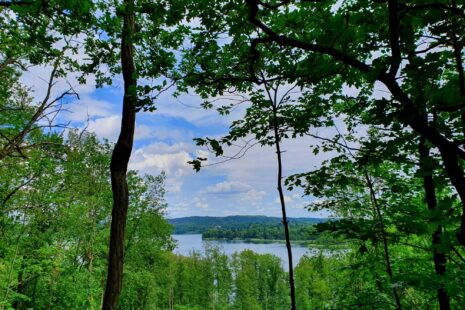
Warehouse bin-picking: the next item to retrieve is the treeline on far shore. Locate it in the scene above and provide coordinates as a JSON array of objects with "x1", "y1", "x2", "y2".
[
  {"x1": 168, "y1": 216, "x2": 326, "y2": 234},
  {"x1": 201, "y1": 222, "x2": 343, "y2": 245}
]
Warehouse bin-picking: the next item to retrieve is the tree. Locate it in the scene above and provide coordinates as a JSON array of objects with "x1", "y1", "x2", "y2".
[
  {"x1": 1, "y1": 2, "x2": 188, "y2": 306},
  {"x1": 0, "y1": 129, "x2": 173, "y2": 309},
  {"x1": 286, "y1": 122, "x2": 465, "y2": 308},
  {"x1": 179, "y1": 2, "x2": 465, "y2": 307},
  {"x1": 102, "y1": 2, "x2": 137, "y2": 307},
  {"x1": 232, "y1": 250, "x2": 289, "y2": 310},
  {"x1": 242, "y1": 0, "x2": 465, "y2": 247},
  {"x1": 205, "y1": 245, "x2": 233, "y2": 309},
  {"x1": 0, "y1": 3, "x2": 82, "y2": 161},
  {"x1": 186, "y1": 81, "x2": 315, "y2": 308},
  {"x1": 181, "y1": 7, "x2": 330, "y2": 307}
]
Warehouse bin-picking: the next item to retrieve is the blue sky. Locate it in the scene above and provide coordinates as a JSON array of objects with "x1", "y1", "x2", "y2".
[{"x1": 22, "y1": 64, "x2": 335, "y2": 219}]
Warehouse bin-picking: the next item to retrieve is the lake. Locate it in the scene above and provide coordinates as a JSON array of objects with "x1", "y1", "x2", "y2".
[{"x1": 172, "y1": 234, "x2": 326, "y2": 271}]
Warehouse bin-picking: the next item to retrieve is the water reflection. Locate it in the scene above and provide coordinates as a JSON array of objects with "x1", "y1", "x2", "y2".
[{"x1": 172, "y1": 234, "x2": 330, "y2": 271}]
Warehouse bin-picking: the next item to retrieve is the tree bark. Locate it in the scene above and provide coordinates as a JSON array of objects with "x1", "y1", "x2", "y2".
[
  {"x1": 271, "y1": 98, "x2": 297, "y2": 310},
  {"x1": 419, "y1": 136, "x2": 451, "y2": 310},
  {"x1": 102, "y1": 1, "x2": 137, "y2": 309}
]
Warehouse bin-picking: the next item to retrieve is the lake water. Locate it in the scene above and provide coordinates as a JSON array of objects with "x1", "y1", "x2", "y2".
[{"x1": 172, "y1": 234, "x2": 325, "y2": 271}]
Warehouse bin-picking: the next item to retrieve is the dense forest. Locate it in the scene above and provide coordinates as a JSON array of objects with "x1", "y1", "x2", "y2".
[
  {"x1": 202, "y1": 222, "x2": 326, "y2": 243},
  {"x1": 2, "y1": 0, "x2": 465, "y2": 309},
  {"x1": 169, "y1": 216, "x2": 325, "y2": 234}
]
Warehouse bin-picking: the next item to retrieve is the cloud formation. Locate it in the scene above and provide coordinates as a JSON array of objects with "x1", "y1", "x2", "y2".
[
  {"x1": 19, "y1": 62, "x2": 338, "y2": 218},
  {"x1": 203, "y1": 181, "x2": 253, "y2": 194}
]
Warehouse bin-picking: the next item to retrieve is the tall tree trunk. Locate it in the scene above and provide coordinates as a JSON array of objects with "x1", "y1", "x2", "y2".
[
  {"x1": 419, "y1": 136, "x2": 451, "y2": 310},
  {"x1": 102, "y1": 1, "x2": 137, "y2": 309},
  {"x1": 271, "y1": 103, "x2": 296, "y2": 310}
]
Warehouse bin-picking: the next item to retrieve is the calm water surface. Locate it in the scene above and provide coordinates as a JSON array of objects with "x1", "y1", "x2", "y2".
[{"x1": 172, "y1": 234, "x2": 323, "y2": 271}]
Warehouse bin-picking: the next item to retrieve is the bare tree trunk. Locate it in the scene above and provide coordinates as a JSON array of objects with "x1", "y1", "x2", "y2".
[
  {"x1": 102, "y1": 1, "x2": 137, "y2": 309},
  {"x1": 419, "y1": 136, "x2": 451, "y2": 310},
  {"x1": 271, "y1": 102, "x2": 296, "y2": 310}
]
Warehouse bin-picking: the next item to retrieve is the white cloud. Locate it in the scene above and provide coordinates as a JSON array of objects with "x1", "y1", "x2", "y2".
[
  {"x1": 20, "y1": 32, "x2": 117, "y2": 103},
  {"x1": 239, "y1": 189, "x2": 267, "y2": 204},
  {"x1": 274, "y1": 195, "x2": 294, "y2": 204},
  {"x1": 168, "y1": 202, "x2": 190, "y2": 217},
  {"x1": 16, "y1": 46, "x2": 354, "y2": 218},
  {"x1": 87, "y1": 115, "x2": 121, "y2": 142},
  {"x1": 142, "y1": 90, "x2": 249, "y2": 128},
  {"x1": 193, "y1": 197, "x2": 209, "y2": 210},
  {"x1": 66, "y1": 97, "x2": 116, "y2": 122},
  {"x1": 129, "y1": 142, "x2": 197, "y2": 194},
  {"x1": 84, "y1": 114, "x2": 193, "y2": 144},
  {"x1": 203, "y1": 181, "x2": 252, "y2": 194},
  {"x1": 134, "y1": 125, "x2": 192, "y2": 141},
  {"x1": 21, "y1": 64, "x2": 99, "y2": 104},
  {"x1": 131, "y1": 150, "x2": 191, "y2": 177}
]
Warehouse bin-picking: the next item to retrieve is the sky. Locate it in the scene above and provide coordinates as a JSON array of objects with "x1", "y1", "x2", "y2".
[{"x1": 21, "y1": 63, "x2": 339, "y2": 219}]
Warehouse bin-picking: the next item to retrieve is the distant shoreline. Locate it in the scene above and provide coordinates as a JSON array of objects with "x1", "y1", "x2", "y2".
[
  {"x1": 201, "y1": 237, "x2": 311, "y2": 245},
  {"x1": 199, "y1": 236, "x2": 347, "y2": 249}
]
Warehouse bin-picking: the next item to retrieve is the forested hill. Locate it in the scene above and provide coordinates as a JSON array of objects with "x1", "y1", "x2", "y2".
[{"x1": 168, "y1": 215, "x2": 327, "y2": 234}]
